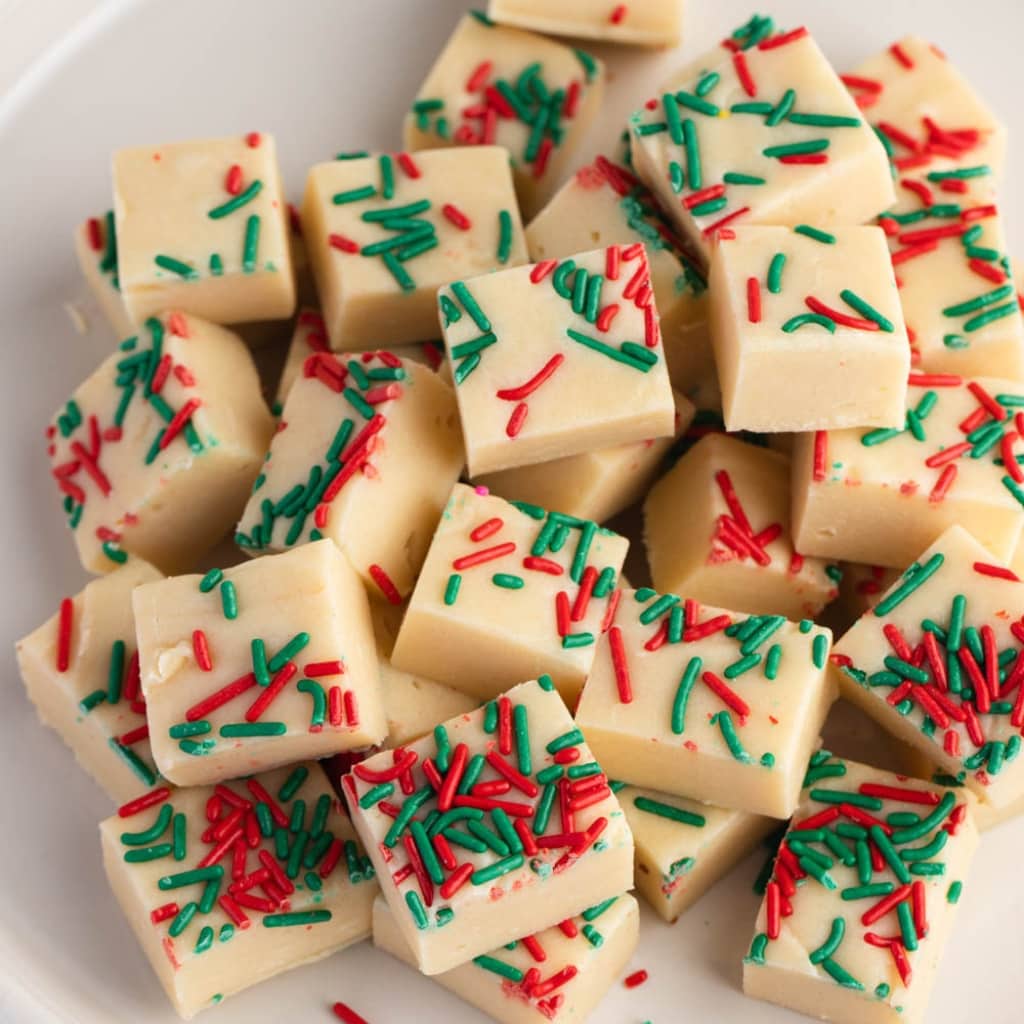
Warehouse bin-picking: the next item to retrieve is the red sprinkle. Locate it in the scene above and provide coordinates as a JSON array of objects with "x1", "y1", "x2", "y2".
[
  {"x1": 225, "y1": 164, "x2": 243, "y2": 195},
  {"x1": 245, "y1": 131, "x2": 261, "y2": 148},
  {"x1": 369, "y1": 563, "x2": 403, "y2": 605},
  {"x1": 758, "y1": 26, "x2": 808, "y2": 50},
  {"x1": 506, "y1": 403, "x2": 529, "y2": 438},
  {"x1": 56, "y1": 597, "x2": 74, "y2": 672},
  {"x1": 118, "y1": 786, "x2": 171, "y2": 818},
  {"x1": 624, "y1": 969, "x2": 648, "y2": 989},
  {"x1": 733, "y1": 51, "x2": 756, "y2": 96},
  {"x1": 889, "y1": 42, "x2": 915, "y2": 69},
  {"x1": 747, "y1": 276, "x2": 762, "y2": 324},
  {"x1": 158, "y1": 398, "x2": 202, "y2": 451},
  {"x1": 192, "y1": 629, "x2": 213, "y2": 671},
  {"x1": 441, "y1": 203, "x2": 472, "y2": 230},
  {"x1": 496, "y1": 354, "x2": 565, "y2": 401},
  {"x1": 328, "y1": 233, "x2": 359, "y2": 253},
  {"x1": 973, "y1": 561, "x2": 1019, "y2": 581},
  {"x1": 609, "y1": 3, "x2": 627, "y2": 24},
  {"x1": 396, "y1": 152, "x2": 421, "y2": 178},
  {"x1": 331, "y1": 1001, "x2": 370, "y2": 1024},
  {"x1": 470, "y1": 517, "x2": 504, "y2": 542},
  {"x1": 453, "y1": 542, "x2": 516, "y2": 570},
  {"x1": 608, "y1": 626, "x2": 633, "y2": 704},
  {"x1": 812, "y1": 431, "x2": 828, "y2": 482}
]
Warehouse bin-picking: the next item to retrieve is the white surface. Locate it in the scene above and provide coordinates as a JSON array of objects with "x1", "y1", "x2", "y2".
[{"x1": 1, "y1": 1, "x2": 1022, "y2": 1022}]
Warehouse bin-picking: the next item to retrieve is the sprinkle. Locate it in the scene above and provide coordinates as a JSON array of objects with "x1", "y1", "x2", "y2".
[
  {"x1": 441, "y1": 204, "x2": 471, "y2": 230},
  {"x1": 746, "y1": 277, "x2": 761, "y2": 323},
  {"x1": 444, "y1": 574, "x2": 462, "y2": 605},
  {"x1": 331, "y1": 1002, "x2": 370, "y2": 1024},
  {"x1": 624, "y1": 969, "x2": 648, "y2": 988},
  {"x1": 369, "y1": 564, "x2": 403, "y2": 605},
  {"x1": 497, "y1": 210, "x2": 513, "y2": 264},
  {"x1": 263, "y1": 910, "x2": 332, "y2": 927},
  {"x1": 56, "y1": 597, "x2": 74, "y2": 672},
  {"x1": 154, "y1": 254, "x2": 197, "y2": 279},
  {"x1": 242, "y1": 215, "x2": 260, "y2": 272},
  {"x1": 220, "y1": 580, "x2": 238, "y2": 620},
  {"x1": 794, "y1": 225, "x2": 836, "y2": 244},
  {"x1": 208, "y1": 180, "x2": 263, "y2": 220},
  {"x1": 766, "y1": 253, "x2": 785, "y2": 294},
  {"x1": 633, "y1": 796, "x2": 705, "y2": 827},
  {"x1": 192, "y1": 630, "x2": 213, "y2": 672},
  {"x1": 608, "y1": 626, "x2": 633, "y2": 704},
  {"x1": 333, "y1": 186, "x2": 376, "y2": 205}
]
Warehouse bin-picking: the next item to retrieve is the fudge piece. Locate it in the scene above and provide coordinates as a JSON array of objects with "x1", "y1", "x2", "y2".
[
  {"x1": 574, "y1": 587, "x2": 835, "y2": 817},
  {"x1": 303, "y1": 147, "x2": 527, "y2": 351},
  {"x1": 391, "y1": 483, "x2": 629, "y2": 703},
  {"x1": 844, "y1": 36, "x2": 1006, "y2": 180},
  {"x1": 342, "y1": 677, "x2": 634, "y2": 974},
  {"x1": 526, "y1": 155, "x2": 712, "y2": 393},
  {"x1": 832, "y1": 525, "x2": 1024, "y2": 820},
  {"x1": 645, "y1": 434, "x2": 839, "y2": 620},
  {"x1": 100, "y1": 764, "x2": 377, "y2": 1018},
  {"x1": 75, "y1": 211, "x2": 134, "y2": 338},
  {"x1": 708, "y1": 226, "x2": 909, "y2": 431},
  {"x1": 404, "y1": 14, "x2": 604, "y2": 218},
  {"x1": 45, "y1": 312, "x2": 272, "y2": 574},
  {"x1": 476, "y1": 390, "x2": 693, "y2": 524},
  {"x1": 374, "y1": 893, "x2": 639, "y2": 1022},
  {"x1": 744, "y1": 753, "x2": 978, "y2": 1024},
  {"x1": 439, "y1": 244, "x2": 675, "y2": 476},
  {"x1": 792, "y1": 374, "x2": 1024, "y2": 567},
  {"x1": 617, "y1": 783, "x2": 773, "y2": 921},
  {"x1": 489, "y1": 0, "x2": 681, "y2": 47},
  {"x1": 15, "y1": 559, "x2": 163, "y2": 803},
  {"x1": 273, "y1": 308, "x2": 445, "y2": 410},
  {"x1": 235, "y1": 348, "x2": 464, "y2": 602},
  {"x1": 878, "y1": 177, "x2": 1023, "y2": 378},
  {"x1": 113, "y1": 133, "x2": 295, "y2": 325},
  {"x1": 380, "y1": 659, "x2": 479, "y2": 747},
  {"x1": 135, "y1": 540, "x2": 385, "y2": 787},
  {"x1": 628, "y1": 16, "x2": 894, "y2": 260}
]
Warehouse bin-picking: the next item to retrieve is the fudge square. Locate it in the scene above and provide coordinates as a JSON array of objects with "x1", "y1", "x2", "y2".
[
  {"x1": 845, "y1": 36, "x2": 1006, "y2": 180},
  {"x1": 404, "y1": 13, "x2": 604, "y2": 218},
  {"x1": 373, "y1": 893, "x2": 639, "y2": 1023},
  {"x1": 342, "y1": 678, "x2": 634, "y2": 975},
  {"x1": 75, "y1": 210, "x2": 134, "y2": 339},
  {"x1": 235, "y1": 348, "x2": 464, "y2": 602},
  {"x1": 100, "y1": 764, "x2": 377, "y2": 1019},
  {"x1": 489, "y1": 0, "x2": 682, "y2": 47},
  {"x1": 439, "y1": 244, "x2": 675, "y2": 477},
  {"x1": 390, "y1": 483, "x2": 629, "y2": 703},
  {"x1": 617, "y1": 783, "x2": 774, "y2": 922},
  {"x1": 476, "y1": 389, "x2": 693, "y2": 525},
  {"x1": 46, "y1": 311, "x2": 273, "y2": 575},
  {"x1": 709, "y1": 226, "x2": 910, "y2": 431},
  {"x1": 113, "y1": 132, "x2": 295, "y2": 326},
  {"x1": 526, "y1": 154, "x2": 713, "y2": 393},
  {"x1": 574, "y1": 587, "x2": 835, "y2": 818},
  {"x1": 744, "y1": 753, "x2": 978, "y2": 1024},
  {"x1": 792, "y1": 374, "x2": 1024, "y2": 568},
  {"x1": 878, "y1": 176, "x2": 1023, "y2": 378},
  {"x1": 303, "y1": 147, "x2": 527, "y2": 351},
  {"x1": 15, "y1": 559, "x2": 163, "y2": 803},
  {"x1": 628, "y1": 17, "x2": 894, "y2": 260},
  {"x1": 644, "y1": 434, "x2": 839, "y2": 620},
  {"x1": 135, "y1": 540, "x2": 385, "y2": 787},
  {"x1": 832, "y1": 525, "x2": 1024, "y2": 819}
]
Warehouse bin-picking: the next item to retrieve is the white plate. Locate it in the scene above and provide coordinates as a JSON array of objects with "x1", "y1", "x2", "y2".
[{"x1": 2, "y1": 1, "x2": 1023, "y2": 1021}]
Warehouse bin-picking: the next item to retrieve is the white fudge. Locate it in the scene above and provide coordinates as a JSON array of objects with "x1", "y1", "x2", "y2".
[
  {"x1": 342, "y1": 678, "x2": 634, "y2": 974},
  {"x1": 575, "y1": 587, "x2": 835, "y2": 818},
  {"x1": 374, "y1": 893, "x2": 639, "y2": 1022},
  {"x1": 113, "y1": 133, "x2": 295, "y2": 325},
  {"x1": 45, "y1": 311, "x2": 272, "y2": 574},
  {"x1": 135, "y1": 541, "x2": 385, "y2": 787},
  {"x1": 629, "y1": 16, "x2": 894, "y2": 260},
  {"x1": 302, "y1": 147, "x2": 527, "y2": 350},
  {"x1": 744, "y1": 754, "x2": 978, "y2": 1024},
  {"x1": 792, "y1": 373, "x2": 1024, "y2": 567},
  {"x1": 708, "y1": 226, "x2": 909, "y2": 431},
  {"x1": 16, "y1": 559, "x2": 163, "y2": 803},
  {"x1": 391, "y1": 483, "x2": 629, "y2": 703},
  {"x1": 100, "y1": 764, "x2": 377, "y2": 1018},
  {"x1": 236, "y1": 348, "x2": 464, "y2": 602},
  {"x1": 404, "y1": 13, "x2": 605, "y2": 218},
  {"x1": 439, "y1": 245, "x2": 675, "y2": 476}
]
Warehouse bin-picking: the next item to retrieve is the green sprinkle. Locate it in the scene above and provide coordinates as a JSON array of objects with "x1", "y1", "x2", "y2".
[
  {"x1": 746, "y1": 933, "x2": 768, "y2": 964},
  {"x1": 765, "y1": 644, "x2": 783, "y2": 680},
  {"x1": 947, "y1": 880, "x2": 963, "y2": 903},
  {"x1": 79, "y1": 689, "x2": 106, "y2": 713},
  {"x1": 473, "y1": 955, "x2": 524, "y2": 982},
  {"x1": 682, "y1": 118, "x2": 701, "y2": 189},
  {"x1": 672, "y1": 656, "x2": 702, "y2": 734},
  {"x1": 874, "y1": 554, "x2": 944, "y2": 616},
  {"x1": 513, "y1": 704, "x2": 531, "y2": 776},
  {"x1": 723, "y1": 172, "x2": 766, "y2": 185},
  {"x1": 927, "y1": 165, "x2": 991, "y2": 181},
  {"x1": 220, "y1": 580, "x2": 238, "y2": 620},
  {"x1": 964, "y1": 300, "x2": 1018, "y2": 333},
  {"x1": 169, "y1": 721, "x2": 211, "y2": 739},
  {"x1": 242, "y1": 215, "x2": 260, "y2": 272},
  {"x1": 809, "y1": 917, "x2": 845, "y2": 964},
  {"x1": 767, "y1": 253, "x2": 785, "y2": 294},
  {"x1": 547, "y1": 729, "x2": 584, "y2": 754},
  {"x1": 263, "y1": 910, "x2": 332, "y2": 927},
  {"x1": 333, "y1": 186, "x2": 376, "y2": 204},
  {"x1": 450, "y1": 280, "x2": 491, "y2": 332},
  {"x1": 562, "y1": 632, "x2": 594, "y2": 649},
  {"x1": 496, "y1": 209, "x2": 513, "y2": 264},
  {"x1": 788, "y1": 112, "x2": 861, "y2": 127},
  {"x1": 566, "y1": 327, "x2": 652, "y2": 371},
  {"x1": 109, "y1": 739, "x2": 157, "y2": 785},
  {"x1": 714, "y1": 711, "x2": 751, "y2": 762},
  {"x1": 840, "y1": 289, "x2": 894, "y2": 331},
  {"x1": 766, "y1": 88, "x2": 796, "y2": 127},
  {"x1": 765, "y1": 139, "x2": 829, "y2": 158},
  {"x1": 634, "y1": 795, "x2": 705, "y2": 827},
  {"x1": 154, "y1": 254, "x2": 197, "y2": 279},
  {"x1": 820, "y1": 957, "x2": 864, "y2": 991},
  {"x1": 199, "y1": 568, "x2": 223, "y2": 593},
  {"x1": 782, "y1": 313, "x2": 835, "y2": 333},
  {"x1": 471, "y1": 853, "x2": 524, "y2": 886},
  {"x1": 794, "y1": 225, "x2": 836, "y2": 244},
  {"x1": 492, "y1": 573, "x2": 524, "y2": 589},
  {"x1": 220, "y1": 722, "x2": 286, "y2": 737},
  {"x1": 208, "y1": 180, "x2": 263, "y2": 219}
]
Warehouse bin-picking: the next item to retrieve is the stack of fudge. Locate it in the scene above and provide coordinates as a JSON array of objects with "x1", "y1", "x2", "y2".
[{"x1": 17, "y1": 4, "x2": 1022, "y2": 1023}]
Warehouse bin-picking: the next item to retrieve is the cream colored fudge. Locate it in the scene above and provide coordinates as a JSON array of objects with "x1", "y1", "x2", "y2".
[
  {"x1": 477, "y1": 390, "x2": 693, "y2": 524},
  {"x1": 617, "y1": 783, "x2": 773, "y2": 921},
  {"x1": 391, "y1": 483, "x2": 628, "y2": 703},
  {"x1": 832, "y1": 525, "x2": 1024, "y2": 819},
  {"x1": 135, "y1": 541, "x2": 385, "y2": 787},
  {"x1": 440, "y1": 245, "x2": 675, "y2": 476},
  {"x1": 236, "y1": 350, "x2": 464, "y2": 602},
  {"x1": 303, "y1": 147, "x2": 526, "y2": 351},
  {"x1": 342, "y1": 678, "x2": 634, "y2": 975},
  {"x1": 526, "y1": 155, "x2": 712, "y2": 393},
  {"x1": 16, "y1": 559, "x2": 163, "y2": 803},
  {"x1": 404, "y1": 14, "x2": 604, "y2": 218},
  {"x1": 489, "y1": 0, "x2": 681, "y2": 47},
  {"x1": 709, "y1": 226, "x2": 909, "y2": 431},
  {"x1": 645, "y1": 434, "x2": 839, "y2": 619},
  {"x1": 374, "y1": 892, "x2": 639, "y2": 1022},
  {"x1": 113, "y1": 133, "x2": 295, "y2": 326},
  {"x1": 575, "y1": 587, "x2": 835, "y2": 818},
  {"x1": 273, "y1": 308, "x2": 445, "y2": 410},
  {"x1": 744, "y1": 753, "x2": 978, "y2": 1024},
  {"x1": 100, "y1": 764, "x2": 377, "y2": 1019},
  {"x1": 75, "y1": 211, "x2": 134, "y2": 338},
  {"x1": 628, "y1": 17, "x2": 894, "y2": 260},
  {"x1": 792, "y1": 373, "x2": 1024, "y2": 567},
  {"x1": 845, "y1": 36, "x2": 1006, "y2": 180},
  {"x1": 877, "y1": 180, "x2": 1023, "y2": 378},
  {"x1": 45, "y1": 311, "x2": 272, "y2": 574}
]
